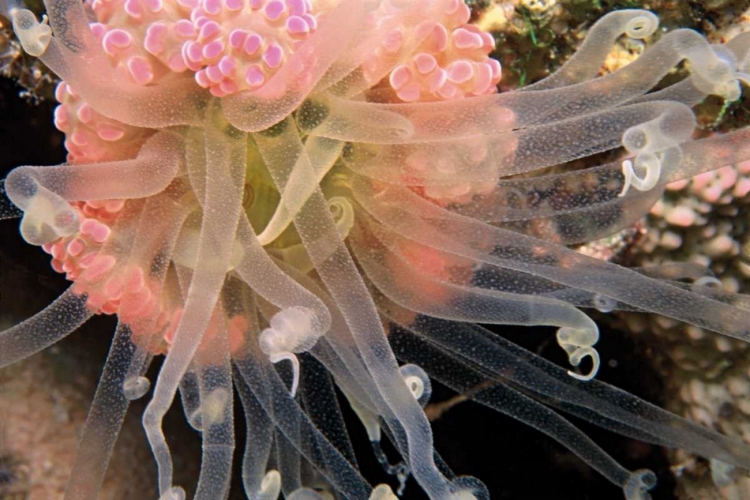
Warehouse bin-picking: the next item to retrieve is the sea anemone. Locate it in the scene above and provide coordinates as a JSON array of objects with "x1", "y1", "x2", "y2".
[{"x1": 1, "y1": 0, "x2": 750, "y2": 499}]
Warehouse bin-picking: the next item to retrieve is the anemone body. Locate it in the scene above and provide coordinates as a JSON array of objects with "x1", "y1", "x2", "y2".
[{"x1": 1, "y1": 1, "x2": 750, "y2": 499}]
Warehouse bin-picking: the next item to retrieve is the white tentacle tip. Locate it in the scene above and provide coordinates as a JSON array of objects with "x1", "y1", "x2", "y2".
[
  {"x1": 557, "y1": 327, "x2": 600, "y2": 381},
  {"x1": 11, "y1": 9, "x2": 52, "y2": 57},
  {"x1": 269, "y1": 351, "x2": 300, "y2": 397},
  {"x1": 399, "y1": 363, "x2": 432, "y2": 407},
  {"x1": 260, "y1": 307, "x2": 327, "y2": 396},
  {"x1": 123, "y1": 376, "x2": 150, "y2": 400},
  {"x1": 619, "y1": 156, "x2": 662, "y2": 197},
  {"x1": 624, "y1": 13, "x2": 659, "y2": 40},
  {"x1": 623, "y1": 469, "x2": 657, "y2": 500},
  {"x1": 258, "y1": 470, "x2": 282, "y2": 500},
  {"x1": 369, "y1": 484, "x2": 398, "y2": 500},
  {"x1": 158, "y1": 486, "x2": 186, "y2": 500},
  {"x1": 567, "y1": 346, "x2": 601, "y2": 381}
]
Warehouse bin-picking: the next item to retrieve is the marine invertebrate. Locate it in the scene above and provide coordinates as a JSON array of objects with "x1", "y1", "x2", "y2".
[{"x1": 2, "y1": 1, "x2": 750, "y2": 500}]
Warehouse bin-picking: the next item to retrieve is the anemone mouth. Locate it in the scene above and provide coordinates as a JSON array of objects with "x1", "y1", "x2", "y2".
[{"x1": 2, "y1": 3, "x2": 750, "y2": 500}]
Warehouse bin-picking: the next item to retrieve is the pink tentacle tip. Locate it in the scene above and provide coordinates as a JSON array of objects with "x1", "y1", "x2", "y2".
[
  {"x1": 218, "y1": 56, "x2": 237, "y2": 76},
  {"x1": 286, "y1": 15, "x2": 309, "y2": 35},
  {"x1": 225, "y1": 0, "x2": 244, "y2": 11},
  {"x1": 262, "y1": 43, "x2": 283, "y2": 68},
  {"x1": 245, "y1": 65, "x2": 265, "y2": 86},
  {"x1": 199, "y1": 21, "x2": 221, "y2": 42},
  {"x1": 202, "y1": 0, "x2": 223, "y2": 15},
  {"x1": 124, "y1": 0, "x2": 144, "y2": 18},
  {"x1": 451, "y1": 27, "x2": 484, "y2": 50},
  {"x1": 264, "y1": 1, "x2": 286, "y2": 21},
  {"x1": 202, "y1": 40, "x2": 226, "y2": 60},
  {"x1": 102, "y1": 29, "x2": 134, "y2": 56},
  {"x1": 127, "y1": 56, "x2": 155, "y2": 85},
  {"x1": 82, "y1": 255, "x2": 117, "y2": 282},
  {"x1": 67, "y1": 238, "x2": 86, "y2": 257},
  {"x1": 144, "y1": 23, "x2": 169, "y2": 55},
  {"x1": 243, "y1": 33, "x2": 262, "y2": 55}
]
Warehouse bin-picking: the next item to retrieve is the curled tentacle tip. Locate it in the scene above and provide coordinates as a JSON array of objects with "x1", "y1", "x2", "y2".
[
  {"x1": 268, "y1": 351, "x2": 300, "y2": 397},
  {"x1": 619, "y1": 156, "x2": 662, "y2": 197},
  {"x1": 624, "y1": 12, "x2": 659, "y2": 40},
  {"x1": 259, "y1": 307, "x2": 328, "y2": 391},
  {"x1": 11, "y1": 9, "x2": 51, "y2": 57},
  {"x1": 567, "y1": 347, "x2": 601, "y2": 381},
  {"x1": 623, "y1": 470, "x2": 657, "y2": 500},
  {"x1": 399, "y1": 363, "x2": 432, "y2": 407}
]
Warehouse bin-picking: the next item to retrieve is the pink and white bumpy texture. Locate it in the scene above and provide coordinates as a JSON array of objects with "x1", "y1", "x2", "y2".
[{"x1": 44, "y1": 0, "x2": 501, "y2": 349}]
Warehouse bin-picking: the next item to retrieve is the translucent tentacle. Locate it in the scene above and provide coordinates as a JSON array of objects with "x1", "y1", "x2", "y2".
[
  {"x1": 64, "y1": 193, "x2": 188, "y2": 499},
  {"x1": 342, "y1": 100, "x2": 694, "y2": 185},
  {"x1": 351, "y1": 217, "x2": 601, "y2": 380},
  {"x1": 143, "y1": 128, "x2": 246, "y2": 496},
  {"x1": 233, "y1": 215, "x2": 332, "y2": 337},
  {"x1": 312, "y1": 29, "x2": 741, "y2": 143},
  {"x1": 299, "y1": 354, "x2": 358, "y2": 469},
  {"x1": 525, "y1": 10, "x2": 659, "y2": 90},
  {"x1": 234, "y1": 370, "x2": 276, "y2": 500},
  {"x1": 63, "y1": 323, "x2": 152, "y2": 500},
  {"x1": 258, "y1": 137, "x2": 343, "y2": 245},
  {"x1": 253, "y1": 119, "x2": 459, "y2": 499},
  {"x1": 448, "y1": 127, "x2": 750, "y2": 227},
  {"x1": 0, "y1": 287, "x2": 92, "y2": 368},
  {"x1": 193, "y1": 322, "x2": 235, "y2": 500},
  {"x1": 353, "y1": 180, "x2": 750, "y2": 340},
  {"x1": 387, "y1": 315, "x2": 656, "y2": 499},
  {"x1": 269, "y1": 258, "x2": 396, "y2": 423},
  {"x1": 7, "y1": 133, "x2": 184, "y2": 245},
  {"x1": 0, "y1": 179, "x2": 23, "y2": 220},
  {"x1": 385, "y1": 309, "x2": 750, "y2": 469},
  {"x1": 233, "y1": 353, "x2": 371, "y2": 500}
]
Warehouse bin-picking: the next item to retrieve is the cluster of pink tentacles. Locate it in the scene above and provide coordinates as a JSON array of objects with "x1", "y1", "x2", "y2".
[
  {"x1": 84, "y1": 0, "x2": 500, "y2": 100},
  {"x1": 40, "y1": 0, "x2": 502, "y2": 351}
]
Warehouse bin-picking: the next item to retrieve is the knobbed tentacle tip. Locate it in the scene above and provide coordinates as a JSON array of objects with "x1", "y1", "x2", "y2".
[
  {"x1": 450, "y1": 476, "x2": 490, "y2": 500},
  {"x1": 11, "y1": 8, "x2": 51, "y2": 57},
  {"x1": 691, "y1": 45, "x2": 748, "y2": 102},
  {"x1": 399, "y1": 363, "x2": 432, "y2": 407},
  {"x1": 123, "y1": 375, "x2": 151, "y2": 400},
  {"x1": 187, "y1": 387, "x2": 231, "y2": 430},
  {"x1": 369, "y1": 484, "x2": 398, "y2": 500},
  {"x1": 623, "y1": 469, "x2": 657, "y2": 500},
  {"x1": 6, "y1": 168, "x2": 80, "y2": 245},
  {"x1": 158, "y1": 486, "x2": 186, "y2": 500},
  {"x1": 557, "y1": 326, "x2": 601, "y2": 381},
  {"x1": 257, "y1": 470, "x2": 281, "y2": 500}
]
